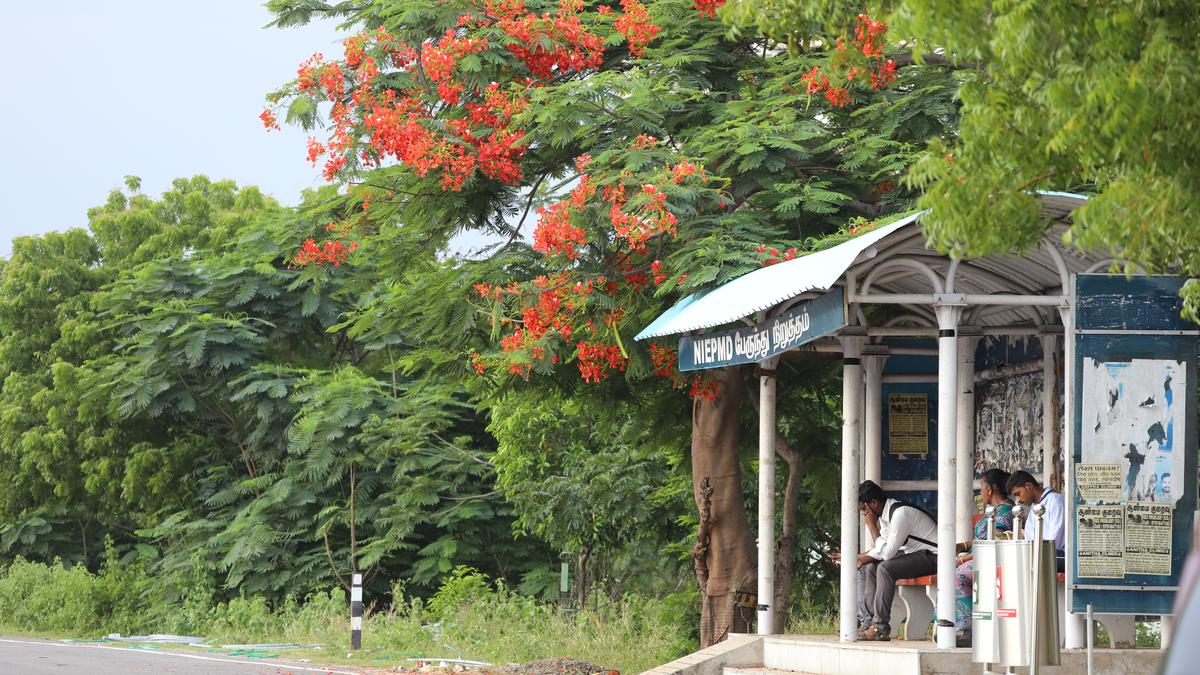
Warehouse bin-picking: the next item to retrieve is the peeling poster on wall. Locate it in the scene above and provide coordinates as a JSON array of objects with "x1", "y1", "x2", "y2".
[
  {"x1": 1080, "y1": 358, "x2": 1186, "y2": 505},
  {"x1": 888, "y1": 393, "x2": 928, "y2": 456},
  {"x1": 976, "y1": 371, "x2": 1044, "y2": 474}
]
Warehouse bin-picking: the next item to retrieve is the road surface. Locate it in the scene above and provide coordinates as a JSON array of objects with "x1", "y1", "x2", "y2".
[{"x1": 0, "y1": 637, "x2": 362, "y2": 674}]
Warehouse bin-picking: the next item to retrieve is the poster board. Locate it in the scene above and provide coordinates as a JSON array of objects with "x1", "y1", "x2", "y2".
[
  {"x1": 1070, "y1": 275, "x2": 1198, "y2": 615},
  {"x1": 888, "y1": 392, "x2": 929, "y2": 455}
]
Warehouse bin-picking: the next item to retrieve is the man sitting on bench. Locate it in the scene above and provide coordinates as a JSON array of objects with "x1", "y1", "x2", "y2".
[{"x1": 854, "y1": 480, "x2": 938, "y2": 641}]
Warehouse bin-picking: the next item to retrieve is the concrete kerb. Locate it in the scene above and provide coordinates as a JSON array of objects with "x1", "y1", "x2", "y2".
[{"x1": 640, "y1": 633, "x2": 763, "y2": 675}]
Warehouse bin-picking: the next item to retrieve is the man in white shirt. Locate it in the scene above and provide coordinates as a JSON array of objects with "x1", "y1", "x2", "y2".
[
  {"x1": 1006, "y1": 470, "x2": 1065, "y2": 570},
  {"x1": 848, "y1": 480, "x2": 938, "y2": 641}
]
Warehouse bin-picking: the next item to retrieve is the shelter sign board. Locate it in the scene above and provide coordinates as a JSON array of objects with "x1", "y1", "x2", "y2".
[
  {"x1": 1070, "y1": 275, "x2": 1198, "y2": 616},
  {"x1": 677, "y1": 288, "x2": 845, "y2": 371}
]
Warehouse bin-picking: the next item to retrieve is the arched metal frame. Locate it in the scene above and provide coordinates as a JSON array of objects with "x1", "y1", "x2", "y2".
[{"x1": 748, "y1": 196, "x2": 1117, "y2": 649}]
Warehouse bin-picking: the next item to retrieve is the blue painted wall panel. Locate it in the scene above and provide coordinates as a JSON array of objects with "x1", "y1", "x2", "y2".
[{"x1": 1076, "y1": 275, "x2": 1191, "y2": 331}]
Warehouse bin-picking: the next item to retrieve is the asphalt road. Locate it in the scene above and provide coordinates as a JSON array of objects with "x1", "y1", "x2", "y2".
[{"x1": 0, "y1": 638, "x2": 362, "y2": 674}]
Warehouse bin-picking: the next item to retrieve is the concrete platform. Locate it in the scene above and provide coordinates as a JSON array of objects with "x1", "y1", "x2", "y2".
[{"x1": 643, "y1": 634, "x2": 1164, "y2": 675}]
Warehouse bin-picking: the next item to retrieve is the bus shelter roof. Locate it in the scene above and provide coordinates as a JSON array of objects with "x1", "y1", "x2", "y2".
[{"x1": 635, "y1": 192, "x2": 1103, "y2": 341}]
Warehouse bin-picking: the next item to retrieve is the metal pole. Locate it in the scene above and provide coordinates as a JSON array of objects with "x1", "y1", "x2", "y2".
[
  {"x1": 1086, "y1": 603, "x2": 1094, "y2": 675},
  {"x1": 864, "y1": 355, "x2": 885, "y2": 488},
  {"x1": 956, "y1": 335, "x2": 977, "y2": 543},
  {"x1": 1040, "y1": 334, "x2": 1058, "y2": 488},
  {"x1": 839, "y1": 336, "x2": 864, "y2": 642},
  {"x1": 935, "y1": 304, "x2": 961, "y2": 649},
  {"x1": 863, "y1": 354, "x2": 884, "y2": 551},
  {"x1": 1030, "y1": 504, "x2": 1045, "y2": 675},
  {"x1": 1012, "y1": 504, "x2": 1025, "y2": 540},
  {"x1": 984, "y1": 504, "x2": 995, "y2": 675},
  {"x1": 351, "y1": 572, "x2": 363, "y2": 650},
  {"x1": 1059, "y1": 297, "x2": 1086, "y2": 649},
  {"x1": 757, "y1": 358, "x2": 778, "y2": 635}
]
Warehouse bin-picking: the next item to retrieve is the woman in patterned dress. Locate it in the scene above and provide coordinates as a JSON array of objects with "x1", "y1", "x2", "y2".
[{"x1": 954, "y1": 468, "x2": 1014, "y2": 646}]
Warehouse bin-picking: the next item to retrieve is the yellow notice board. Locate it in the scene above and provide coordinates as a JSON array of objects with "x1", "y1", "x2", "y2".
[{"x1": 888, "y1": 393, "x2": 928, "y2": 456}]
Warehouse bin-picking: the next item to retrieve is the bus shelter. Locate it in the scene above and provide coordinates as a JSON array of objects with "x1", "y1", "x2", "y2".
[{"x1": 635, "y1": 192, "x2": 1197, "y2": 650}]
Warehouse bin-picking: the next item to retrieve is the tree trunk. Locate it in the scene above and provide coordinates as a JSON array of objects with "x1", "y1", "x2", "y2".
[{"x1": 691, "y1": 367, "x2": 757, "y2": 648}]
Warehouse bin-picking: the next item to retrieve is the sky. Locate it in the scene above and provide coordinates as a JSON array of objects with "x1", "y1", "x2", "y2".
[{"x1": 0, "y1": 2, "x2": 346, "y2": 258}]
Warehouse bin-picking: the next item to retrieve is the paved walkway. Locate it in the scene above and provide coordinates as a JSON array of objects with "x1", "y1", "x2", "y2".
[{"x1": 0, "y1": 637, "x2": 361, "y2": 674}]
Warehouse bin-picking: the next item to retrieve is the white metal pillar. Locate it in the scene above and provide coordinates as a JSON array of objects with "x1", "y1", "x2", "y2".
[
  {"x1": 1161, "y1": 615, "x2": 1175, "y2": 649},
  {"x1": 863, "y1": 353, "x2": 886, "y2": 486},
  {"x1": 1041, "y1": 333, "x2": 1060, "y2": 488},
  {"x1": 757, "y1": 357, "x2": 778, "y2": 635},
  {"x1": 862, "y1": 353, "x2": 885, "y2": 550},
  {"x1": 955, "y1": 335, "x2": 977, "y2": 543},
  {"x1": 934, "y1": 302, "x2": 962, "y2": 649},
  {"x1": 1059, "y1": 298, "x2": 1086, "y2": 648},
  {"x1": 839, "y1": 335, "x2": 865, "y2": 642}
]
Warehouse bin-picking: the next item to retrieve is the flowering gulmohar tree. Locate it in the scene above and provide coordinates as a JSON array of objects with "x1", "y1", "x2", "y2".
[{"x1": 266, "y1": 0, "x2": 961, "y2": 643}]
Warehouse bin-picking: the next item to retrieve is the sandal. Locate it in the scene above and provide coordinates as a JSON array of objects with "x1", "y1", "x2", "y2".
[{"x1": 857, "y1": 624, "x2": 891, "y2": 641}]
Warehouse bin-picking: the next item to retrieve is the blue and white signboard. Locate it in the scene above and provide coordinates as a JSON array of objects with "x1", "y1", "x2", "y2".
[{"x1": 677, "y1": 288, "x2": 845, "y2": 371}]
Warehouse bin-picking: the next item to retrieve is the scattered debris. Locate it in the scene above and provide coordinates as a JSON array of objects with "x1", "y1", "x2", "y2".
[
  {"x1": 218, "y1": 642, "x2": 320, "y2": 649},
  {"x1": 487, "y1": 658, "x2": 613, "y2": 675},
  {"x1": 212, "y1": 648, "x2": 281, "y2": 659},
  {"x1": 104, "y1": 633, "x2": 204, "y2": 644},
  {"x1": 408, "y1": 656, "x2": 492, "y2": 671}
]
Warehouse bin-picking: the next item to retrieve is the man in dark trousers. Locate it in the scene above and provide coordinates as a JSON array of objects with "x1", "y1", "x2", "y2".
[{"x1": 852, "y1": 480, "x2": 938, "y2": 641}]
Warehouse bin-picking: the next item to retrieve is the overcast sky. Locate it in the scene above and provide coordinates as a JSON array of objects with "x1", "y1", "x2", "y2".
[{"x1": 0, "y1": 2, "x2": 344, "y2": 258}]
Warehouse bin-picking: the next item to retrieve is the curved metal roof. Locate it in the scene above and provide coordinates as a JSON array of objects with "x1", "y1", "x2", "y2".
[{"x1": 636, "y1": 192, "x2": 1105, "y2": 340}]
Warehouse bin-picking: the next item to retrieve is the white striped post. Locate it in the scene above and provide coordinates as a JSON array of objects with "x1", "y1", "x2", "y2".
[{"x1": 351, "y1": 573, "x2": 363, "y2": 650}]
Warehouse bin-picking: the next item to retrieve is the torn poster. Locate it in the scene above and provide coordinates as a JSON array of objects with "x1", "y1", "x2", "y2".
[
  {"x1": 976, "y1": 371, "x2": 1044, "y2": 474},
  {"x1": 1080, "y1": 358, "x2": 1186, "y2": 505},
  {"x1": 1124, "y1": 502, "x2": 1172, "y2": 576},
  {"x1": 1077, "y1": 505, "x2": 1125, "y2": 579},
  {"x1": 1075, "y1": 464, "x2": 1123, "y2": 503}
]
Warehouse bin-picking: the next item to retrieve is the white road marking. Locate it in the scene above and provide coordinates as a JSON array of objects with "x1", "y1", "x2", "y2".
[{"x1": 0, "y1": 638, "x2": 361, "y2": 674}]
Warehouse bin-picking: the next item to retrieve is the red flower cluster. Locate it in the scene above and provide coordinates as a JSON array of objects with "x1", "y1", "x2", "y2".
[
  {"x1": 670, "y1": 160, "x2": 701, "y2": 183},
  {"x1": 260, "y1": 109, "x2": 280, "y2": 131},
  {"x1": 490, "y1": 0, "x2": 606, "y2": 78},
  {"x1": 292, "y1": 237, "x2": 358, "y2": 267},
  {"x1": 576, "y1": 341, "x2": 625, "y2": 382},
  {"x1": 605, "y1": 181, "x2": 679, "y2": 252},
  {"x1": 533, "y1": 174, "x2": 595, "y2": 259},
  {"x1": 477, "y1": 271, "x2": 631, "y2": 382},
  {"x1": 798, "y1": 13, "x2": 897, "y2": 108},
  {"x1": 693, "y1": 0, "x2": 725, "y2": 19},
  {"x1": 847, "y1": 220, "x2": 876, "y2": 236},
  {"x1": 648, "y1": 342, "x2": 719, "y2": 400},
  {"x1": 755, "y1": 244, "x2": 799, "y2": 266},
  {"x1": 613, "y1": 0, "x2": 661, "y2": 58}
]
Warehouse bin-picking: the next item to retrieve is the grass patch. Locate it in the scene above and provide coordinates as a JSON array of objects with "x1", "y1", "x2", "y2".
[{"x1": 0, "y1": 561, "x2": 693, "y2": 673}]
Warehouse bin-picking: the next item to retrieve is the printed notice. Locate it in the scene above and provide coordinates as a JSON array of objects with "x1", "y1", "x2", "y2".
[
  {"x1": 1076, "y1": 464, "x2": 1124, "y2": 502},
  {"x1": 1124, "y1": 502, "x2": 1173, "y2": 576},
  {"x1": 888, "y1": 393, "x2": 928, "y2": 456},
  {"x1": 1077, "y1": 505, "x2": 1125, "y2": 578}
]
